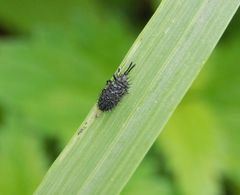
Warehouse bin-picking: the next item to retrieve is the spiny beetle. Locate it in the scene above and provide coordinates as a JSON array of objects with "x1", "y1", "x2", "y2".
[{"x1": 97, "y1": 62, "x2": 136, "y2": 111}]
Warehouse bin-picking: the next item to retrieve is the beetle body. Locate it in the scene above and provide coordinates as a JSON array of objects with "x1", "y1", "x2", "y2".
[{"x1": 97, "y1": 62, "x2": 135, "y2": 111}]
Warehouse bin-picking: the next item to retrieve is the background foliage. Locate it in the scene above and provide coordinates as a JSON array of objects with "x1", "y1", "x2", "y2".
[{"x1": 0, "y1": 0, "x2": 239, "y2": 194}]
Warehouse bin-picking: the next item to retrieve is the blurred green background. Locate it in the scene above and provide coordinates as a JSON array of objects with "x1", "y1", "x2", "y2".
[{"x1": 0, "y1": 0, "x2": 239, "y2": 195}]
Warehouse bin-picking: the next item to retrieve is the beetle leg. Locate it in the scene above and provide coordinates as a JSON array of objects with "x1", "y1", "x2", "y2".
[{"x1": 106, "y1": 80, "x2": 111, "y2": 85}]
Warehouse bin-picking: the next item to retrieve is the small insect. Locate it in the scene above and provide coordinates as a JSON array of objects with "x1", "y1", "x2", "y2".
[{"x1": 97, "y1": 62, "x2": 136, "y2": 112}]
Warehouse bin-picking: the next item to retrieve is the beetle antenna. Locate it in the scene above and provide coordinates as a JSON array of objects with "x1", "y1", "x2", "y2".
[{"x1": 124, "y1": 62, "x2": 136, "y2": 75}]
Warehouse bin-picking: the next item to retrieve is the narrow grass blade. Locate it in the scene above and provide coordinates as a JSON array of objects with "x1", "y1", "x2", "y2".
[{"x1": 35, "y1": 0, "x2": 240, "y2": 194}]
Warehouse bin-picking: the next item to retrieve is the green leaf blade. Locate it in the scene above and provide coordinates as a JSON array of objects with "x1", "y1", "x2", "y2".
[{"x1": 35, "y1": 0, "x2": 240, "y2": 194}]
